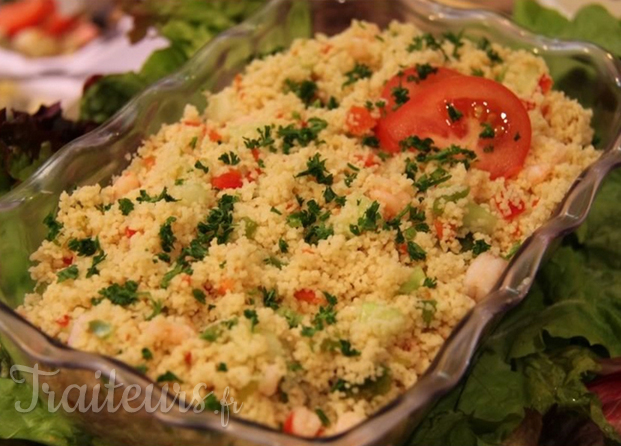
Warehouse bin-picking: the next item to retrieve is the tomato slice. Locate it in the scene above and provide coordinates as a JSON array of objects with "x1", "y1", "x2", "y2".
[
  {"x1": 376, "y1": 75, "x2": 532, "y2": 179},
  {"x1": 43, "y1": 11, "x2": 78, "y2": 36},
  {"x1": 381, "y1": 67, "x2": 462, "y2": 113},
  {"x1": 0, "y1": 0, "x2": 55, "y2": 37},
  {"x1": 211, "y1": 170, "x2": 243, "y2": 190}
]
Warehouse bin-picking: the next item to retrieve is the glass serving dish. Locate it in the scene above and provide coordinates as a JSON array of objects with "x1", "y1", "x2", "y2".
[{"x1": 1, "y1": 1, "x2": 621, "y2": 445}]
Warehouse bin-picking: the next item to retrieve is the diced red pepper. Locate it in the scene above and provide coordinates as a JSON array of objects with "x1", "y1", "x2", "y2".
[
  {"x1": 283, "y1": 412, "x2": 295, "y2": 434},
  {"x1": 62, "y1": 256, "x2": 73, "y2": 266},
  {"x1": 538, "y1": 74, "x2": 553, "y2": 94},
  {"x1": 495, "y1": 195, "x2": 526, "y2": 221},
  {"x1": 184, "y1": 352, "x2": 193, "y2": 366},
  {"x1": 211, "y1": 170, "x2": 244, "y2": 190},
  {"x1": 56, "y1": 315, "x2": 70, "y2": 327},
  {"x1": 434, "y1": 220, "x2": 444, "y2": 240},
  {"x1": 346, "y1": 106, "x2": 377, "y2": 136},
  {"x1": 294, "y1": 289, "x2": 322, "y2": 305},
  {"x1": 125, "y1": 228, "x2": 138, "y2": 238},
  {"x1": 208, "y1": 129, "x2": 222, "y2": 143}
]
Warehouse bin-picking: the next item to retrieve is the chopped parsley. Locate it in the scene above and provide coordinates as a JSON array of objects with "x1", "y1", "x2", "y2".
[
  {"x1": 446, "y1": 104, "x2": 463, "y2": 122},
  {"x1": 217, "y1": 363, "x2": 228, "y2": 372},
  {"x1": 327, "y1": 96, "x2": 339, "y2": 110},
  {"x1": 159, "y1": 217, "x2": 177, "y2": 253},
  {"x1": 264, "y1": 256, "x2": 287, "y2": 269},
  {"x1": 57, "y1": 265, "x2": 78, "y2": 283},
  {"x1": 414, "y1": 63, "x2": 438, "y2": 81},
  {"x1": 192, "y1": 289, "x2": 206, "y2": 305},
  {"x1": 344, "y1": 171, "x2": 358, "y2": 187},
  {"x1": 408, "y1": 33, "x2": 442, "y2": 53},
  {"x1": 296, "y1": 153, "x2": 334, "y2": 185},
  {"x1": 244, "y1": 126, "x2": 275, "y2": 150},
  {"x1": 86, "y1": 251, "x2": 107, "y2": 278},
  {"x1": 404, "y1": 158, "x2": 418, "y2": 181},
  {"x1": 146, "y1": 298, "x2": 164, "y2": 321},
  {"x1": 136, "y1": 188, "x2": 178, "y2": 204},
  {"x1": 399, "y1": 135, "x2": 434, "y2": 153},
  {"x1": 287, "y1": 201, "x2": 334, "y2": 245},
  {"x1": 196, "y1": 194, "x2": 238, "y2": 246},
  {"x1": 195, "y1": 161, "x2": 209, "y2": 173},
  {"x1": 343, "y1": 63, "x2": 373, "y2": 87},
  {"x1": 160, "y1": 263, "x2": 193, "y2": 289},
  {"x1": 443, "y1": 31, "x2": 464, "y2": 58},
  {"x1": 406, "y1": 241, "x2": 427, "y2": 261},
  {"x1": 419, "y1": 299, "x2": 438, "y2": 326},
  {"x1": 458, "y1": 233, "x2": 492, "y2": 256},
  {"x1": 218, "y1": 152, "x2": 240, "y2": 166},
  {"x1": 417, "y1": 145, "x2": 477, "y2": 169},
  {"x1": 157, "y1": 371, "x2": 183, "y2": 383},
  {"x1": 350, "y1": 201, "x2": 381, "y2": 236},
  {"x1": 478, "y1": 37, "x2": 503, "y2": 64},
  {"x1": 43, "y1": 211, "x2": 63, "y2": 241},
  {"x1": 316, "y1": 409, "x2": 331, "y2": 427},
  {"x1": 423, "y1": 277, "x2": 438, "y2": 289},
  {"x1": 118, "y1": 198, "x2": 134, "y2": 216},
  {"x1": 472, "y1": 68, "x2": 485, "y2": 77},
  {"x1": 362, "y1": 135, "x2": 380, "y2": 148},
  {"x1": 68, "y1": 237, "x2": 99, "y2": 257},
  {"x1": 278, "y1": 118, "x2": 328, "y2": 153},
  {"x1": 270, "y1": 206, "x2": 282, "y2": 215},
  {"x1": 278, "y1": 238, "x2": 289, "y2": 253},
  {"x1": 479, "y1": 122, "x2": 495, "y2": 139},
  {"x1": 339, "y1": 339, "x2": 361, "y2": 357},
  {"x1": 262, "y1": 288, "x2": 280, "y2": 311},
  {"x1": 391, "y1": 86, "x2": 410, "y2": 109},
  {"x1": 141, "y1": 348, "x2": 153, "y2": 361},
  {"x1": 284, "y1": 79, "x2": 318, "y2": 107},
  {"x1": 414, "y1": 167, "x2": 451, "y2": 192},
  {"x1": 98, "y1": 281, "x2": 140, "y2": 307},
  {"x1": 189, "y1": 136, "x2": 198, "y2": 149},
  {"x1": 514, "y1": 132, "x2": 521, "y2": 142},
  {"x1": 244, "y1": 309, "x2": 259, "y2": 331}
]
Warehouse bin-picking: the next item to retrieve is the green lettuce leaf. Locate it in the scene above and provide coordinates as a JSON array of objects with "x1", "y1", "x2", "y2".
[
  {"x1": 410, "y1": 169, "x2": 621, "y2": 445},
  {"x1": 514, "y1": 1, "x2": 621, "y2": 56},
  {"x1": 79, "y1": 0, "x2": 266, "y2": 124}
]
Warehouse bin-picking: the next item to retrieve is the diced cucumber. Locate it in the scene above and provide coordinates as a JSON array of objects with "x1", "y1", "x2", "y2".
[
  {"x1": 359, "y1": 302, "x2": 405, "y2": 338},
  {"x1": 432, "y1": 188, "x2": 470, "y2": 216},
  {"x1": 398, "y1": 266, "x2": 426, "y2": 294},
  {"x1": 463, "y1": 202, "x2": 497, "y2": 234}
]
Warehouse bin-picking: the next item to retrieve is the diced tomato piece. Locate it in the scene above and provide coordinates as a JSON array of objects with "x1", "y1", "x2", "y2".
[
  {"x1": 294, "y1": 289, "x2": 321, "y2": 305},
  {"x1": 125, "y1": 228, "x2": 137, "y2": 238},
  {"x1": 184, "y1": 352, "x2": 192, "y2": 366},
  {"x1": 538, "y1": 74, "x2": 553, "y2": 94},
  {"x1": 346, "y1": 106, "x2": 377, "y2": 136},
  {"x1": 495, "y1": 196, "x2": 526, "y2": 221},
  {"x1": 183, "y1": 120, "x2": 202, "y2": 127},
  {"x1": 62, "y1": 256, "x2": 73, "y2": 266},
  {"x1": 43, "y1": 11, "x2": 78, "y2": 36},
  {"x1": 208, "y1": 129, "x2": 222, "y2": 142},
  {"x1": 143, "y1": 156, "x2": 156, "y2": 168},
  {"x1": 521, "y1": 100, "x2": 536, "y2": 111},
  {"x1": 217, "y1": 278, "x2": 235, "y2": 296},
  {"x1": 283, "y1": 412, "x2": 295, "y2": 434},
  {"x1": 251, "y1": 149, "x2": 261, "y2": 162},
  {"x1": 211, "y1": 170, "x2": 243, "y2": 190},
  {"x1": 364, "y1": 153, "x2": 380, "y2": 167},
  {"x1": 434, "y1": 220, "x2": 444, "y2": 240},
  {"x1": 55, "y1": 314, "x2": 70, "y2": 327},
  {"x1": 0, "y1": 0, "x2": 54, "y2": 37}
]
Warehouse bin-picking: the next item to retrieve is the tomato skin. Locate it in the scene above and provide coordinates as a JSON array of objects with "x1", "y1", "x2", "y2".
[
  {"x1": 381, "y1": 67, "x2": 461, "y2": 113},
  {"x1": 43, "y1": 11, "x2": 78, "y2": 36},
  {"x1": 346, "y1": 106, "x2": 377, "y2": 136},
  {"x1": 0, "y1": 0, "x2": 54, "y2": 37},
  {"x1": 294, "y1": 289, "x2": 321, "y2": 304},
  {"x1": 376, "y1": 75, "x2": 532, "y2": 179},
  {"x1": 283, "y1": 412, "x2": 295, "y2": 434},
  {"x1": 211, "y1": 170, "x2": 243, "y2": 190}
]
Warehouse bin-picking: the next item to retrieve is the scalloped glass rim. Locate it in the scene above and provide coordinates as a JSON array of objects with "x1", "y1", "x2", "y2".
[{"x1": 0, "y1": 0, "x2": 621, "y2": 445}]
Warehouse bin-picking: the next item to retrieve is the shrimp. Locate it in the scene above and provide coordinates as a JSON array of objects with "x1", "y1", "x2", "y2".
[
  {"x1": 144, "y1": 319, "x2": 196, "y2": 347},
  {"x1": 112, "y1": 171, "x2": 140, "y2": 198},
  {"x1": 333, "y1": 412, "x2": 365, "y2": 434},
  {"x1": 258, "y1": 364, "x2": 283, "y2": 397},
  {"x1": 67, "y1": 315, "x2": 88, "y2": 348},
  {"x1": 283, "y1": 407, "x2": 322, "y2": 437},
  {"x1": 368, "y1": 184, "x2": 412, "y2": 220},
  {"x1": 464, "y1": 253, "x2": 508, "y2": 301}
]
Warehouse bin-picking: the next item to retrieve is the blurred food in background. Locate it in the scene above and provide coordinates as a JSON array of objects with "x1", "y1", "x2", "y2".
[{"x1": 0, "y1": 0, "x2": 111, "y2": 57}]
